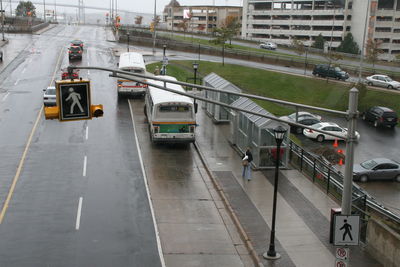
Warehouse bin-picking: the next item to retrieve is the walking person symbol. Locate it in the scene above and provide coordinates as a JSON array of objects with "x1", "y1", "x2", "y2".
[
  {"x1": 340, "y1": 219, "x2": 353, "y2": 241},
  {"x1": 66, "y1": 87, "x2": 84, "y2": 114}
]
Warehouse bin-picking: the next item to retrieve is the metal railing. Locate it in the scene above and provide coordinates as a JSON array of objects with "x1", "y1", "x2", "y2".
[
  {"x1": 288, "y1": 140, "x2": 400, "y2": 229},
  {"x1": 118, "y1": 27, "x2": 400, "y2": 79}
]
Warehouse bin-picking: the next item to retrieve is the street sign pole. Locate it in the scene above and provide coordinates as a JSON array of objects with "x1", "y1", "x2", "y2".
[{"x1": 342, "y1": 88, "x2": 359, "y2": 215}]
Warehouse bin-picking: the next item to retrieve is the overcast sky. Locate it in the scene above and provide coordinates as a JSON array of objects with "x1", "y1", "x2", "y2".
[{"x1": 50, "y1": 0, "x2": 242, "y2": 14}]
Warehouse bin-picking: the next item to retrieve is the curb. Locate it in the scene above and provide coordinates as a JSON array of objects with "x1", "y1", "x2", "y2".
[
  {"x1": 33, "y1": 24, "x2": 57, "y2": 35},
  {"x1": 193, "y1": 141, "x2": 264, "y2": 267}
]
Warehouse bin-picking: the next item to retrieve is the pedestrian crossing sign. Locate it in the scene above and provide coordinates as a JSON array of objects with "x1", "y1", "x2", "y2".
[
  {"x1": 334, "y1": 215, "x2": 360, "y2": 246},
  {"x1": 56, "y1": 79, "x2": 91, "y2": 121}
]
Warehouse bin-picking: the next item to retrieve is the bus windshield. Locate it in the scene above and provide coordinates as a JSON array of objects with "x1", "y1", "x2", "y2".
[{"x1": 156, "y1": 105, "x2": 193, "y2": 119}]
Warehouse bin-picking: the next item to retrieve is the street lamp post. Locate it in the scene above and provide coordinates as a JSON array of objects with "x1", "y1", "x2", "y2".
[
  {"x1": 152, "y1": 0, "x2": 157, "y2": 55},
  {"x1": 358, "y1": 0, "x2": 371, "y2": 83},
  {"x1": 162, "y1": 44, "x2": 167, "y2": 75},
  {"x1": 192, "y1": 62, "x2": 199, "y2": 85},
  {"x1": 263, "y1": 125, "x2": 287, "y2": 260},
  {"x1": 127, "y1": 31, "x2": 130, "y2": 52},
  {"x1": 1, "y1": 0, "x2": 5, "y2": 41},
  {"x1": 43, "y1": 0, "x2": 46, "y2": 22},
  {"x1": 192, "y1": 62, "x2": 199, "y2": 107}
]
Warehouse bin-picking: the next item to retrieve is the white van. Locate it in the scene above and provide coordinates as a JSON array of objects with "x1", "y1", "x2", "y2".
[{"x1": 117, "y1": 52, "x2": 147, "y2": 97}]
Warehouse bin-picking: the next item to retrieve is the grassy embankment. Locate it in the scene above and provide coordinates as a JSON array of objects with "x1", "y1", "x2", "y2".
[{"x1": 147, "y1": 60, "x2": 400, "y2": 117}]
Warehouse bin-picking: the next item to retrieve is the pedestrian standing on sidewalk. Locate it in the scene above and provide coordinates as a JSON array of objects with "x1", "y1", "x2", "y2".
[
  {"x1": 154, "y1": 66, "x2": 160, "y2": 75},
  {"x1": 242, "y1": 147, "x2": 253, "y2": 181}
]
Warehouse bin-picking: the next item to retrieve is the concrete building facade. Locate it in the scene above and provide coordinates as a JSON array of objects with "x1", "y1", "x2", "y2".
[
  {"x1": 163, "y1": 1, "x2": 242, "y2": 34},
  {"x1": 241, "y1": 0, "x2": 400, "y2": 60}
]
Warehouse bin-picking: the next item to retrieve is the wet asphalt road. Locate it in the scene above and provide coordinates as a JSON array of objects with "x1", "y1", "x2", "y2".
[{"x1": 0, "y1": 25, "x2": 161, "y2": 266}]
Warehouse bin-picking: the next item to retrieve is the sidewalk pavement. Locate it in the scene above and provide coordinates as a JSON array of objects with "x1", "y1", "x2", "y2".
[{"x1": 194, "y1": 106, "x2": 380, "y2": 267}]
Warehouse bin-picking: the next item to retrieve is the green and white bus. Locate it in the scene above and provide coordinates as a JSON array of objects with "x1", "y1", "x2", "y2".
[{"x1": 144, "y1": 76, "x2": 197, "y2": 143}]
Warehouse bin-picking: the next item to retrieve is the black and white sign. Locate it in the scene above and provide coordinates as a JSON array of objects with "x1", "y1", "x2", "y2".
[
  {"x1": 57, "y1": 80, "x2": 91, "y2": 121},
  {"x1": 334, "y1": 215, "x2": 360, "y2": 246}
]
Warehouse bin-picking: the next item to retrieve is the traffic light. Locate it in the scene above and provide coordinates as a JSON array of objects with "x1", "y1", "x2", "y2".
[
  {"x1": 91, "y1": 104, "x2": 104, "y2": 118},
  {"x1": 44, "y1": 79, "x2": 104, "y2": 122}
]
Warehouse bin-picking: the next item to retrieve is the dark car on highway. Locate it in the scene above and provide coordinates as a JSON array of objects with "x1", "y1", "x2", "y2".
[
  {"x1": 353, "y1": 158, "x2": 400, "y2": 182},
  {"x1": 312, "y1": 64, "x2": 349, "y2": 81},
  {"x1": 68, "y1": 46, "x2": 82, "y2": 60},
  {"x1": 71, "y1": 40, "x2": 84, "y2": 50},
  {"x1": 362, "y1": 106, "x2": 398, "y2": 128}
]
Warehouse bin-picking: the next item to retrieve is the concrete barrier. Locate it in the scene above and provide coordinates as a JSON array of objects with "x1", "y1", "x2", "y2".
[{"x1": 366, "y1": 218, "x2": 400, "y2": 267}]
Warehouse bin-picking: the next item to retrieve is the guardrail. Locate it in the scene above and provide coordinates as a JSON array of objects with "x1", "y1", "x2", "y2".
[{"x1": 288, "y1": 140, "x2": 400, "y2": 229}]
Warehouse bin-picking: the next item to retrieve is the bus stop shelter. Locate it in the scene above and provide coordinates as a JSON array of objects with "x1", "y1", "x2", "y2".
[
  {"x1": 229, "y1": 97, "x2": 290, "y2": 169},
  {"x1": 202, "y1": 73, "x2": 242, "y2": 123}
]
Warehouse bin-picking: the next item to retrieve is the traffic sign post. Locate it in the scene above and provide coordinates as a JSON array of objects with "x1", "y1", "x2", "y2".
[
  {"x1": 335, "y1": 247, "x2": 349, "y2": 260},
  {"x1": 334, "y1": 215, "x2": 360, "y2": 246},
  {"x1": 57, "y1": 79, "x2": 91, "y2": 121}
]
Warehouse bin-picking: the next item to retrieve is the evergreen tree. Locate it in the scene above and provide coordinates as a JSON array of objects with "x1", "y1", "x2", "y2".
[
  {"x1": 312, "y1": 34, "x2": 325, "y2": 49},
  {"x1": 15, "y1": 1, "x2": 36, "y2": 17},
  {"x1": 337, "y1": 33, "x2": 360, "y2": 55}
]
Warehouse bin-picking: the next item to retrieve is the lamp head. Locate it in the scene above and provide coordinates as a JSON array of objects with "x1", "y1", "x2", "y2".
[
  {"x1": 192, "y1": 62, "x2": 199, "y2": 70},
  {"x1": 274, "y1": 125, "x2": 287, "y2": 142}
]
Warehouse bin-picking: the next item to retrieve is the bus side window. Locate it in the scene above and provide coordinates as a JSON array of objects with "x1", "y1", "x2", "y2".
[{"x1": 117, "y1": 63, "x2": 119, "y2": 67}]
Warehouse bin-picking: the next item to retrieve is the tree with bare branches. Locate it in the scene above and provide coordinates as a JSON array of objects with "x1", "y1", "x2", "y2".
[{"x1": 366, "y1": 38, "x2": 384, "y2": 71}]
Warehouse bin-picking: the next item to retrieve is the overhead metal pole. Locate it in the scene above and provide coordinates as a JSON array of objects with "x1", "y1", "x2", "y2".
[
  {"x1": 9, "y1": 0, "x2": 11, "y2": 16},
  {"x1": 358, "y1": 0, "x2": 371, "y2": 83},
  {"x1": 341, "y1": 88, "x2": 359, "y2": 215},
  {"x1": 152, "y1": 0, "x2": 157, "y2": 55}
]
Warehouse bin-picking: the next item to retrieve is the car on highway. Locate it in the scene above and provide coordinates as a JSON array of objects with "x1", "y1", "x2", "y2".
[
  {"x1": 353, "y1": 158, "x2": 400, "y2": 182},
  {"x1": 365, "y1": 75, "x2": 400, "y2": 90},
  {"x1": 71, "y1": 40, "x2": 84, "y2": 50},
  {"x1": 280, "y1": 112, "x2": 322, "y2": 134},
  {"x1": 61, "y1": 70, "x2": 79, "y2": 80},
  {"x1": 68, "y1": 46, "x2": 82, "y2": 60},
  {"x1": 259, "y1": 42, "x2": 277, "y2": 50},
  {"x1": 362, "y1": 106, "x2": 398, "y2": 128},
  {"x1": 43, "y1": 86, "x2": 56, "y2": 106},
  {"x1": 312, "y1": 64, "x2": 349, "y2": 81},
  {"x1": 303, "y1": 122, "x2": 360, "y2": 142}
]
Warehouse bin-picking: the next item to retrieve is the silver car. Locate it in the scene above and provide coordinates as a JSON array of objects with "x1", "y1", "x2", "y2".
[
  {"x1": 43, "y1": 86, "x2": 56, "y2": 106},
  {"x1": 259, "y1": 42, "x2": 277, "y2": 50},
  {"x1": 353, "y1": 158, "x2": 400, "y2": 182},
  {"x1": 365, "y1": 75, "x2": 400, "y2": 90}
]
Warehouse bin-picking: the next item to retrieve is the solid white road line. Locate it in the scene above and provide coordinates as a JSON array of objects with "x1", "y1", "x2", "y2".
[
  {"x1": 21, "y1": 67, "x2": 26, "y2": 74},
  {"x1": 2, "y1": 92, "x2": 10, "y2": 101},
  {"x1": 85, "y1": 126, "x2": 89, "y2": 140},
  {"x1": 128, "y1": 100, "x2": 166, "y2": 267},
  {"x1": 75, "y1": 197, "x2": 83, "y2": 230},
  {"x1": 14, "y1": 79, "x2": 20, "y2": 85},
  {"x1": 83, "y1": 156, "x2": 87, "y2": 177}
]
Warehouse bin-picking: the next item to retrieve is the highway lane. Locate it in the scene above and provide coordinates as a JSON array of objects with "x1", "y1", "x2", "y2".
[{"x1": 0, "y1": 25, "x2": 162, "y2": 266}]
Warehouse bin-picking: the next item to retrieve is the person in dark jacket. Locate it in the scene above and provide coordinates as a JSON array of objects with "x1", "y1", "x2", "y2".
[{"x1": 242, "y1": 147, "x2": 253, "y2": 180}]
